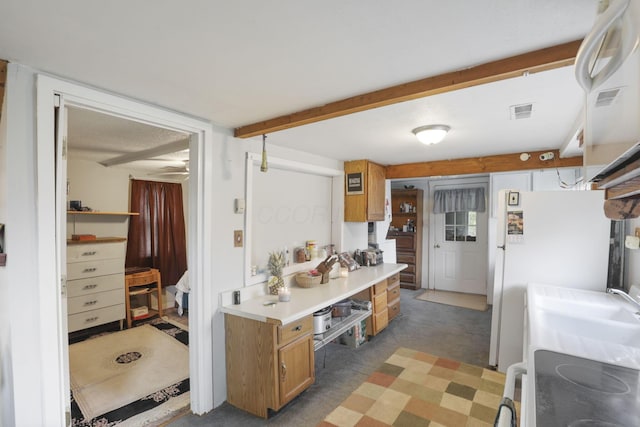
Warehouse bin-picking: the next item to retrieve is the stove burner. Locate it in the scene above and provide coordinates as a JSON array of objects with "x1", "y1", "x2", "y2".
[
  {"x1": 568, "y1": 420, "x2": 625, "y2": 427},
  {"x1": 556, "y1": 364, "x2": 630, "y2": 395}
]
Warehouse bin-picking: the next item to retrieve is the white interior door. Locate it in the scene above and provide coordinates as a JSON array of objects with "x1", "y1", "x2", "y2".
[{"x1": 432, "y1": 203, "x2": 488, "y2": 294}]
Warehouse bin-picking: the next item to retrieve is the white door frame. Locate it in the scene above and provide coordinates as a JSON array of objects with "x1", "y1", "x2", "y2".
[
  {"x1": 36, "y1": 75, "x2": 214, "y2": 424},
  {"x1": 428, "y1": 176, "x2": 489, "y2": 293}
]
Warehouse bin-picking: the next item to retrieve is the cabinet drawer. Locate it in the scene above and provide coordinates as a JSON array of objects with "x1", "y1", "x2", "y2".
[
  {"x1": 67, "y1": 274, "x2": 123, "y2": 298},
  {"x1": 387, "y1": 281, "x2": 400, "y2": 301},
  {"x1": 373, "y1": 308, "x2": 388, "y2": 333},
  {"x1": 402, "y1": 263, "x2": 415, "y2": 274},
  {"x1": 68, "y1": 304, "x2": 124, "y2": 333},
  {"x1": 396, "y1": 253, "x2": 416, "y2": 264},
  {"x1": 387, "y1": 273, "x2": 400, "y2": 287},
  {"x1": 400, "y1": 272, "x2": 415, "y2": 284},
  {"x1": 67, "y1": 258, "x2": 124, "y2": 280},
  {"x1": 278, "y1": 316, "x2": 312, "y2": 346},
  {"x1": 393, "y1": 234, "x2": 415, "y2": 250},
  {"x1": 67, "y1": 241, "x2": 125, "y2": 263},
  {"x1": 373, "y1": 279, "x2": 387, "y2": 295},
  {"x1": 67, "y1": 288, "x2": 124, "y2": 315},
  {"x1": 388, "y1": 298, "x2": 400, "y2": 321},
  {"x1": 373, "y1": 292, "x2": 387, "y2": 313},
  {"x1": 126, "y1": 270, "x2": 159, "y2": 286}
]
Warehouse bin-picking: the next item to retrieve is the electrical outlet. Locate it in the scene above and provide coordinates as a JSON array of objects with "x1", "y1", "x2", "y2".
[{"x1": 234, "y1": 230, "x2": 243, "y2": 247}]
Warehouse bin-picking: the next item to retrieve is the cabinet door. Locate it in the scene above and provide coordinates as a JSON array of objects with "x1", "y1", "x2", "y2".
[
  {"x1": 278, "y1": 334, "x2": 315, "y2": 406},
  {"x1": 367, "y1": 161, "x2": 386, "y2": 221}
]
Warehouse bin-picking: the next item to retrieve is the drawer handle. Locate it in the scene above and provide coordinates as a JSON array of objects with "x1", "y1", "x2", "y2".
[
  {"x1": 85, "y1": 316, "x2": 98, "y2": 323},
  {"x1": 83, "y1": 268, "x2": 97, "y2": 273},
  {"x1": 292, "y1": 325, "x2": 302, "y2": 332},
  {"x1": 82, "y1": 284, "x2": 98, "y2": 290},
  {"x1": 281, "y1": 361, "x2": 287, "y2": 382},
  {"x1": 81, "y1": 251, "x2": 97, "y2": 256},
  {"x1": 393, "y1": 306, "x2": 398, "y2": 311},
  {"x1": 84, "y1": 300, "x2": 98, "y2": 306}
]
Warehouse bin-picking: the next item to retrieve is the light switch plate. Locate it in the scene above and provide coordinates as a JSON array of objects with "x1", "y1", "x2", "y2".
[{"x1": 234, "y1": 230, "x2": 243, "y2": 247}]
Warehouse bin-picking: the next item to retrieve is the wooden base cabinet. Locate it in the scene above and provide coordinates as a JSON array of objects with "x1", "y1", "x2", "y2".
[
  {"x1": 225, "y1": 314, "x2": 315, "y2": 418},
  {"x1": 386, "y1": 272, "x2": 401, "y2": 321},
  {"x1": 354, "y1": 278, "x2": 389, "y2": 337}
]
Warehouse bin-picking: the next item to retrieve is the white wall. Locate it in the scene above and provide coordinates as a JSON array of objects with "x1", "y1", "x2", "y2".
[{"x1": 1, "y1": 63, "x2": 45, "y2": 426}]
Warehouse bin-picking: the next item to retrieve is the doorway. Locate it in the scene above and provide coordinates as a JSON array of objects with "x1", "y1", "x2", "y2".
[
  {"x1": 36, "y1": 75, "x2": 214, "y2": 425},
  {"x1": 64, "y1": 105, "x2": 191, "y2": 422},
  {"x1": 429, "y1": 178, "x2": 489, "y2": 295}
]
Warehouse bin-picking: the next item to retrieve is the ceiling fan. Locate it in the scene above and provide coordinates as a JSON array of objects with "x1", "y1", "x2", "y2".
[{"x1": 148, "y1": 160, "x2": 189, "y2": 179}]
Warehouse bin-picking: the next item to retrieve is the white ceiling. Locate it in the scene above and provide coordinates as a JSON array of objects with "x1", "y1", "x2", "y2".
[{"x1": 0, "y1": 0, "x2": 599, "y2": 169}]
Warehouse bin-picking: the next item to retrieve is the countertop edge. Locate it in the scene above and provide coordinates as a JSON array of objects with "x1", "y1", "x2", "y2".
[{"x1": 221, "y1": 263, "x2": 408, "y2": 325}]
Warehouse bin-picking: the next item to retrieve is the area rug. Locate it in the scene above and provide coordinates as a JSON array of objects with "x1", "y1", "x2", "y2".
[
  {"x1": 70, "y1": 319, "x2": 190, "y2": 426},
  {"x1": 319, "y1": 347, "x2": 513, "y2": 427},
  {"x1": 416, "y1": 289, "x2": 488, "y2": 311}
]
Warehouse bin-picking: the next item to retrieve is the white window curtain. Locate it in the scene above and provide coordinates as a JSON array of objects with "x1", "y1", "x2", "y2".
[{"x1": 433, "y1": 187, "x2": 486, "y2": 214}]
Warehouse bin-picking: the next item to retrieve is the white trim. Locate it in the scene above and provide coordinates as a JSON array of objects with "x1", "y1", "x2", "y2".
[
  {"x1": 243, "y1": 153, "x2": 343, "y2": 286},
  {"x1": 35, "y1": 74, "x2": 215, "y2": 419}
]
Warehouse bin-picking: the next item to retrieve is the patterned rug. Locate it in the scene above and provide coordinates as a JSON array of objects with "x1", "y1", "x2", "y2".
[
  {"x1": 320, "y1": 347, "x2": 512, "y2": 427},
  {"x1": 70, "y1": 319, "x2": 190, "y2": 427}
]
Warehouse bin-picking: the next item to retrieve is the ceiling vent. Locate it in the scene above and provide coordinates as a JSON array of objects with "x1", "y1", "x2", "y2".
[
  {"x1": 510, "y1": 103, "x2": 533, "y2": 120},
  {"x1": 595, "y1": 88, "x2": 621, "y2": 107}
]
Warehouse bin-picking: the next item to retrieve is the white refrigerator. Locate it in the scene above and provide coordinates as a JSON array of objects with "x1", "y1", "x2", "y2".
[{"x1": 489, "y1": 190, "x2": 611, "y2": 372}]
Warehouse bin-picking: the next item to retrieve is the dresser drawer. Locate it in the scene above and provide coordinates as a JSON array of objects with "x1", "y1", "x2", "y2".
[
  {"x1": 400, "y1": 271, "x2": 415, "y2": 284},
  {"x1": 278, "y1": 316, "x2": 312, "y2": 346},
  {"x1": 373, "y1": 292, "x2": 387, "y2": 313},
  {"x1": 67, "y1": 241, "x2": 125, "y2": 263},
  {"x1": 372, "y1": 308, "x2": 388, "y2": 333},
  {"x1": 396, "y1": 253, "x2": 416, "y2": 264},
  {"x1": 373, "y1": 278, "x2": 387, "y2": 295},
  {"x1": 67, "y1": 258, "x2": 124, "y2": 280},
  {"x1": 68, "y1": 304, "x2": 125, "y2": 333},
  {"x1": 387, "y1": 273, "x2": 400, "y2": 287},
  {"x1": 67, "y1": 274, "x2": 123, "y2": 298},
  {"x1": 387, "y1": 281, "x2": 400, "y2": 301},
  {"x1": 388, "y1": 299, "x2": 401, "y2": 321},
  {"x1": 67, "y1": 288, "x2": 124, "y2": 315}
]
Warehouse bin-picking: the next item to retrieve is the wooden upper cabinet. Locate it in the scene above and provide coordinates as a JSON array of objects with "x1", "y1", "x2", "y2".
[{"x1": 344, "y1": 160, "x2": 386, "y2": 222}]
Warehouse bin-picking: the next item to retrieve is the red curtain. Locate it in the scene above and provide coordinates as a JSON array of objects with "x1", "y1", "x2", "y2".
[{"x1": 126, "y1": 179, "x2": 187, "y2": 286}]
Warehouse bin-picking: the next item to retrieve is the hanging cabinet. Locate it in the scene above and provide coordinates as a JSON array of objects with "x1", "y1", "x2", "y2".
[{"x1": 344, "y1": 160, "x2": 385, "y2": 222}]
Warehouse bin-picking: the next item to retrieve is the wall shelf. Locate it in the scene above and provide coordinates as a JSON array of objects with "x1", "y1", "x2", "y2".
[{"x1": 67, "y1": 211, "x2": 139, "y2": 216}]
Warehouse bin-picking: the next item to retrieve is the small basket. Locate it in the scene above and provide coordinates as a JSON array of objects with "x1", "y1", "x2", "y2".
[{"x1": 295, "y1": 272, "x2": 322, "y2": 288}]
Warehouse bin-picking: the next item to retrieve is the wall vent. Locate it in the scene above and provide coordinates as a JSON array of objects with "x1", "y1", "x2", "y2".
[
  {"x1": 595, "y1": 88, "x2": 621, "y2": 107},
  {"x1": 510, "y1": 103, "x2": 533, "y2": 120}
]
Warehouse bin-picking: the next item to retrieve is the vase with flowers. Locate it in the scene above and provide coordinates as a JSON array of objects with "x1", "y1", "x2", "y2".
[{"x1": 267, "y1": 250, "x2": 285, "y2": 295}]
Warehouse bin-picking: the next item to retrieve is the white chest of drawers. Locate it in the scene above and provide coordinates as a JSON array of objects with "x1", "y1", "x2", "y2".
[{"x1": 66, "y1": 239, "x2": 126, "y2": 332}]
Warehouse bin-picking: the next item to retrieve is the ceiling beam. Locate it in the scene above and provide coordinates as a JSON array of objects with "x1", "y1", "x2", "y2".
[
  {"x1": 0, "y1": 59, "x2": 7, "y2": 121},
  {"x1": 234, "y1": 40, "x2": 583, "y2": 138},
  {"x1": 385, "y1": 149, "x2": 583, "y2": 179},
  {"x1": 100, "y1": 139, "x2": 189, "y2": 167}
]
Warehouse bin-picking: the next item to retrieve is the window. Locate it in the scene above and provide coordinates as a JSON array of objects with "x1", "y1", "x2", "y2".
[{"x1": 444, "y1": 211, "x2": 477, "y2": 242}]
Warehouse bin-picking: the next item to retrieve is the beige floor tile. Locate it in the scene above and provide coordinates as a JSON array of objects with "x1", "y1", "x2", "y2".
[
  {"x1": 365, "y1": 400, "x2": 403, "y2": 425},
  {"x1": 440, "y1": 393, "x2": 472, "y2": 415},
  {"x1": 324, "y1": 406, "x2": 364, "y2": 427},
  {"x1": 480, "y1": 369, "x2": 505, "y2": 384},
  {"x1": 423, "y1": 374, "x2": 450, "y2": 392},
  {"x1": 385, "y1": 353, "x2": 413, "y2": 369},
  {"x1": 377, "y1": 388, "x2": 411, "y2": 410},
  {"x1": 473, "y1": 390, "x2": 502, "y2": 409},
  {"x1": 354, "y1": 382, "x2": 387, "y2": 401}
]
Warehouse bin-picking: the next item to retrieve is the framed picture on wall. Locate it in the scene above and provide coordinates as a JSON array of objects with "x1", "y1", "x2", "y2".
[{"x1": 346, "y1": 172, "x2": 364, "y2": 195}]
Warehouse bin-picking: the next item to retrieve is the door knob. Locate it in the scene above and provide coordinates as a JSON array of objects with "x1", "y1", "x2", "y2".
[{"x1": 434, "y1": 243, "x2": 440, "y2": 248}]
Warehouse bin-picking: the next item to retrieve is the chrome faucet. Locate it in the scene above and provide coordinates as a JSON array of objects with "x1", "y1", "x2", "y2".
[{"x1": 607, "y1": 288, "x2": 640, "y2": 311}]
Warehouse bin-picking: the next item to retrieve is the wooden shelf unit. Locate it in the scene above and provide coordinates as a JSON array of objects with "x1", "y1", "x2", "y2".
[
  {"x1": 124, "y1": 268, "x2": 163, "y2": 328},
  {"x1": 388, "y1": 189, "x2": 423, "y2": 289}
]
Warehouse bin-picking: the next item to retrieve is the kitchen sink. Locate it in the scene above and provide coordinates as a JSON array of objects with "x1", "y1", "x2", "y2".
[
  {"x1": 533, "y1": 295, "x2": 640, "y2": 324},
  {"x1": 535, "y1": 309, "x2": 640, "y2": 346},
  {"x1": 527, "y1": 283, "x2": 640, "y2": 369}
]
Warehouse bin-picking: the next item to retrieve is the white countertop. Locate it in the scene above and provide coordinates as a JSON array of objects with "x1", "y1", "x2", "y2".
[{"x1": 221, "y1": 263, "x2": 407, "y2": 325}]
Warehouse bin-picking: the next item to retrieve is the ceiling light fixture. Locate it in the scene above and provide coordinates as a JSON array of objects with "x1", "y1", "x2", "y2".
[{"x1": 412, "y1": 125, "x2": 450, "y2": 145}]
